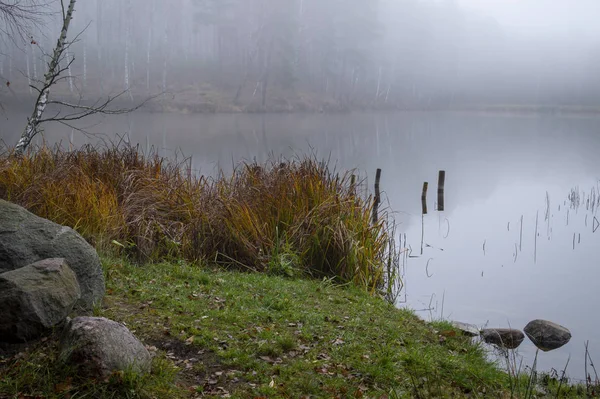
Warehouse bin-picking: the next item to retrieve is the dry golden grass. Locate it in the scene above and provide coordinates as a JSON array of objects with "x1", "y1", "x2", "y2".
[{"x1": 0, "y1": 144, "x2": 395, "y2": 292}]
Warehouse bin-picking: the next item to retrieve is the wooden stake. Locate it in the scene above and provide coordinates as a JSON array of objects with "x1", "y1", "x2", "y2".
[
  {"x1": 421, "y1": 182, "x2": 428, "y2": 215},
  {"x1": 437, "y1": 170, "x2": 446, "y2": 211},
  {"x1": 372, "y1": 168, "x2": 382, "y2": 224}
]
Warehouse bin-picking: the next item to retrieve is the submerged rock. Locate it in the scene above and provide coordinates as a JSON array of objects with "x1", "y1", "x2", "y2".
[
  {"x1": 0, "y1": 258, "x2": 81, "y2": 342},
  {"x1": 481, "y1": 328, "x2": 525, "y2": 349},
  {"x1": 59, "y1": 317, "x2": 152, "y2": 378},
  {"x1": 524, "y1": 319, "x2": 571, "y2": 351},
  {"x1": 451, "y1": 321, "x2": 480, "y2": 337}
]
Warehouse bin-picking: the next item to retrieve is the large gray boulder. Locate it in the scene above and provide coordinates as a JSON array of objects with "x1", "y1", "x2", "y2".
[
  {"x1": 524, "y1": 319, "x2": 572, "y2": 351},
  {"x1": 0, "y1": 258, "x2": 81, "y2": 342},
  {"x1": 0, "y1": 200, "x2": 105, "y2": 310},
  {"x1": 59, "y1": 317, "x2": 152, "y2": 378},
  {"x1": 481, "y1": 328, "x2": 525, "y2": 349}
]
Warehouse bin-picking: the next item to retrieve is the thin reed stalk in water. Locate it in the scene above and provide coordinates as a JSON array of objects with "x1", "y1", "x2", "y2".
[
  {"x1": 534, "y1": 211, "x2": 539, "y2": 263},
  {"x1": 520, "y1": 215, "x2": 523, "y2": 252}
]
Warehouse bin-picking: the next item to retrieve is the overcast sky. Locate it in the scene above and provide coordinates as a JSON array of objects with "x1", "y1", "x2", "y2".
[{"x1": 458, "y1": 0, "x2": 600, "y2": 39}]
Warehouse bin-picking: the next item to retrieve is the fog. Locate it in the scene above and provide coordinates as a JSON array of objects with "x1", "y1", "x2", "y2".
[{"x1": 1, "y1": 0, "x2": 600, "y2": 108}]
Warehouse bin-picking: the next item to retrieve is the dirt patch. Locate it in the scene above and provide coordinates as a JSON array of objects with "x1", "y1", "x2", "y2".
[{"x1": 147, "y1": 337, "x2": 247, "y2": 397}]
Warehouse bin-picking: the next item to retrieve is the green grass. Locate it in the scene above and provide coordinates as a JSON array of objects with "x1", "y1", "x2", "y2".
[{"x1": 1, "y1": 256, "x2": 593, "y2": 398}]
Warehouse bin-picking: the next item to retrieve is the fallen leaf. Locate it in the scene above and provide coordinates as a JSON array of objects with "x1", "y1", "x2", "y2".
[{"x1": 54, "y1": 377, "x2": 72, "y2": 393}]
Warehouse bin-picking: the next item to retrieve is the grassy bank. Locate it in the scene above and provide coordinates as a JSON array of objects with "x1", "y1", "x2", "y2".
[{"x1": 1, "y1": 257, "x2": 508, "y2": 398}]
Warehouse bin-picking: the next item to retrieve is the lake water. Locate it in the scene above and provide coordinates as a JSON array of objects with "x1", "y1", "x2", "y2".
[{"x1": 2, "y1": 109, "x2": 600, "y2": 381}]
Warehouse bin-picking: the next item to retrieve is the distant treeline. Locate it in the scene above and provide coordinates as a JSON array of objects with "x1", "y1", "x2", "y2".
[{"x1": 1, "y1": 0, "x2": 599, "y2": 109}]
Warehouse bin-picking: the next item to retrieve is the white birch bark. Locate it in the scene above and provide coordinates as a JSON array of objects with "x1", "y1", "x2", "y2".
[
  {"x1": 31, "y1": 41, "x2": 37, "y2": 80},
  {"x1": 66, "y1": 47, "x2": 74, "y2": 93},
  {"x1": 15, "y1": 0, "x2": 77, "y2": 156},
  {"x1": 26, "y1": 46, "x2": 32, "y2": 94}
]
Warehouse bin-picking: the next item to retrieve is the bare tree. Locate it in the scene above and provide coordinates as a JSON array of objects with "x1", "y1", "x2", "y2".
[
  {"x1": 13, "y1": 0, "x2": 154, "y2": 156},
  {"x1": 0, "y1": 0, "x2": 53, "y2": 45}
]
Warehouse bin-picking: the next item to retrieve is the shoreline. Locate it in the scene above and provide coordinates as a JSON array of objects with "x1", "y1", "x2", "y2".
[{"x1": 3, "y1": 90, "x2": 600, "y2": 118}]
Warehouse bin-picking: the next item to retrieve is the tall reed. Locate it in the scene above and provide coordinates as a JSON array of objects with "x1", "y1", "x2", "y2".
[{"x1": 0, "y1": 143, "x2": 399, "y2": 294}]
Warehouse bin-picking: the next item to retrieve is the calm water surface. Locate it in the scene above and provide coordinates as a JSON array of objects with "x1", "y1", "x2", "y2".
[{"x1": 3, "y1": 109, "x2": 600, "y2": 380}]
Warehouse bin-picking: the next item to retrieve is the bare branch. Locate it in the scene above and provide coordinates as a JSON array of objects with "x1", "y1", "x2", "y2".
[
  {"x1": 0, "y1": 0, "x2": 55, "y2": 45},
  {"x1": 12, "y1": 0, "x2": 160, "y2": 156},
  {"x1": 40, "y1": 91, "x2": 160, "y2": 122},
  {"x1": 13, "y1": 0, "x2": 75, "y2": 156}
]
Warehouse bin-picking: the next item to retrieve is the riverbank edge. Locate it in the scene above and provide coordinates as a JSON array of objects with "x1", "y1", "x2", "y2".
[
  {"x1": 3, "y1": 91, "x2": 600, "y2": 118},
  {"x1": 2, "y1": 256, "x2": 589, "y2": 398}
]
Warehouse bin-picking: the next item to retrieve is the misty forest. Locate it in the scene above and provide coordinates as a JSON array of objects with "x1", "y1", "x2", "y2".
[
  {"x1": 2, "y1": 0, "x2": 600, "y2": 111},
  {"x1": 1, "y1": 1, "x2": 600, "y2": 398}
]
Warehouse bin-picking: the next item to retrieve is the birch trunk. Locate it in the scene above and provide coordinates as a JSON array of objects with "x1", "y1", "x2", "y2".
[
  {"x1": 14, "y1": 0, "x2": 77, "y2": 156},
  {"x1": 66, "y1": 47, "x2": 74, "y2": 93},
  {"x1": 31, "y1": 41, "x2": 37, "y2": 80},
  {"x1": 26, "y1": 46, "x2": 32, "y2": 94}
]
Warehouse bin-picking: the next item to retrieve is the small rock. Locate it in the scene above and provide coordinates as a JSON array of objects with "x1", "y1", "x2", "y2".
[
  {"x1": 524, "y1": 319, "x2": 571, "y2": 351},
  {"x1": 451, "y1": 321, "x2": 480, "y2": 337},
  {"x1": 59, "y1": 317, "x2": 152, "y2": 378},
  {"x1": 0, "y1": 258, "x2": 81, "y2": 342},
  {"x1": 481, "y1": 328, "x2": 525, "y2": 349}
]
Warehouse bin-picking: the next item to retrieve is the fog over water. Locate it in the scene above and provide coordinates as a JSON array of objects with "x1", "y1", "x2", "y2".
[{"x1": 2, "y1": 0, "x2": 600, "y2": 382}]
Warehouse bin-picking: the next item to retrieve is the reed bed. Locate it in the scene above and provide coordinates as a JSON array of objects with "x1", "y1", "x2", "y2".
[{"x1": 0, "y1": 143, "x2": 397, "y2": 294}]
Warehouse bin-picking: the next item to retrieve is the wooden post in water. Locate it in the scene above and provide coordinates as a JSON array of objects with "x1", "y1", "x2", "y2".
[
  {"x1": 437, "y1": 170, "x2": 446, "y2": 211},
  {"x1": 421, "y1": 182, "x2": 429, "y2": 215},
  {"x1": 350, "y1": 174, "x2": 356, "y2": 194},
  {"x1": 372, "y1": 168, "x2": 382, "y2": 224}
]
